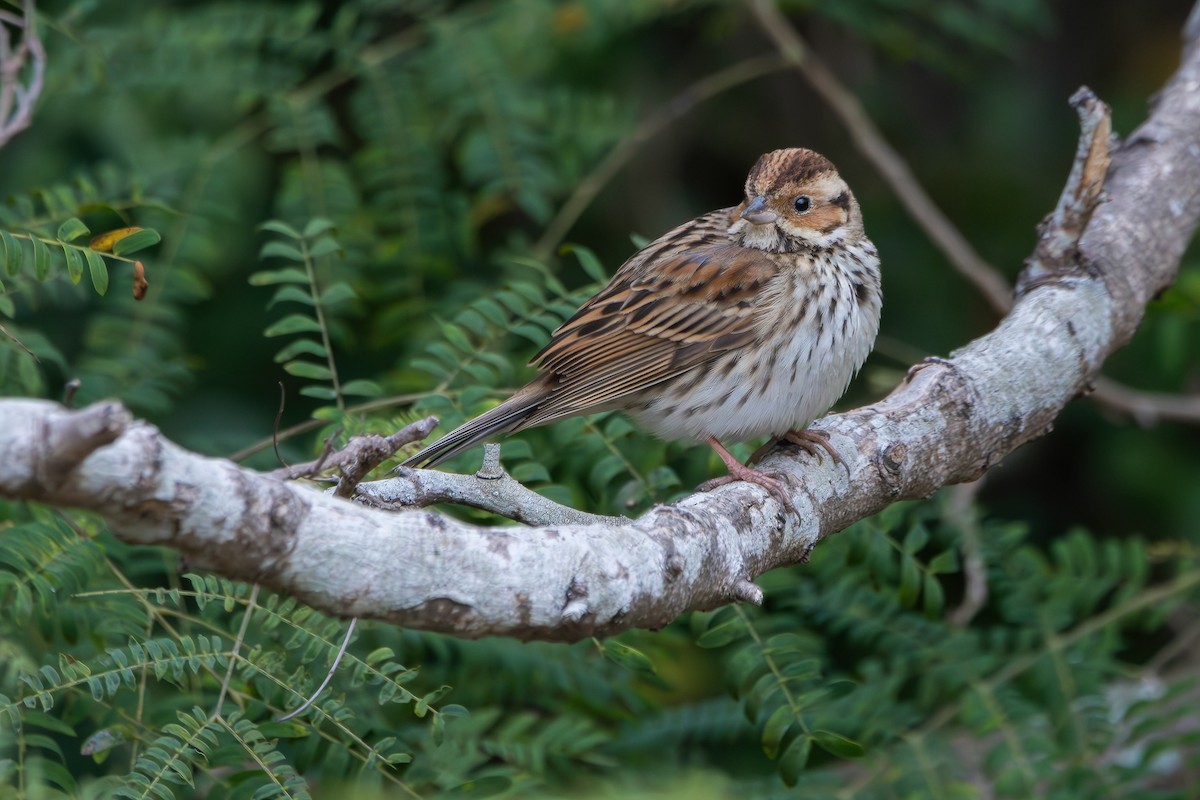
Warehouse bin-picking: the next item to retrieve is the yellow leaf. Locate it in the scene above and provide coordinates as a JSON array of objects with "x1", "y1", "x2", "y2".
[{"x1": 89, "y1": 227, "x2": 143, "y2": 253}]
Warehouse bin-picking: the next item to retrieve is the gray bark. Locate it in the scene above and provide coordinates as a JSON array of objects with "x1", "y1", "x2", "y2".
[{"x1": 1, "y1": 31, "x2": 1198, "y2": 641}]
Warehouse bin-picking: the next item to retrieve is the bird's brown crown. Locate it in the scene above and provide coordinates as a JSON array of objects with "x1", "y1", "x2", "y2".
[{"x1": 743, "y1": 148, "x2": 836, "y2": 197}]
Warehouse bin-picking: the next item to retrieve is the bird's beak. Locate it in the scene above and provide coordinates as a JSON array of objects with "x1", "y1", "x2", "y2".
[{"x1": 740, "y1": 195, "x2": 778, "y2": 225}]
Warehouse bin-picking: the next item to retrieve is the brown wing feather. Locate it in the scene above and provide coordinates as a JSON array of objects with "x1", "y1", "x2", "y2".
[
  {"x1": 523, "y1": 212, "x2": 781, "y2": 423},
  {"x1": 402, "y1": 208, "x2": 784, "y2": 467}
]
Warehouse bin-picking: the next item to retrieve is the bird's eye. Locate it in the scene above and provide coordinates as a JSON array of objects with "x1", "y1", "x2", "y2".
[{"x1": 793, "y1": 195, "x2": 812, "y2": 213}]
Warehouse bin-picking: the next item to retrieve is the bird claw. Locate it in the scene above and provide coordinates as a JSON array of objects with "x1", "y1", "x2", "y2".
[
  {"x1": 699, "y1": 464, "x2": 796, "y2": 514},
  {"x1": 780, "y1": 429, "x2": 848, "y2": 473}
]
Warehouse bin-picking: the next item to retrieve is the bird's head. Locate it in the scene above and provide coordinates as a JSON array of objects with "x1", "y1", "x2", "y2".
[{"x1": 730, "y1": 148, "x2": 864, "y2": 253}]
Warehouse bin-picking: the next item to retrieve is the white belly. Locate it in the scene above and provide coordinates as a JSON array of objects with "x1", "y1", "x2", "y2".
[{"x1": 627, "y1": 250, "x2": 881, "y2": 444}]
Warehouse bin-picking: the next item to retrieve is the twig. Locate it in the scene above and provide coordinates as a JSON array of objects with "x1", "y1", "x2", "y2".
[
  {"x1": 214, "y1": 583, "x2": 261, "y2": 716},
  {"x1": 0, "y1": 321, "x2": 37, "y2": 360},
  {"x1": 268, "y1": 417, "x2": 439, "y2": 492},
  {"x1": 378, "y1": 443, "x2": 623, "y2": 526},
  {"x1": 0, "y1": 0, "x2": 45, "y2": 149},
  {"x1": 272, "y1": 382, "x2": 288, "y2": 468},
  {"x1": 332, "y1": 421, "x2": 427, "y2": 497},
  {"x1": 227, "y1": 391, "x2": 438, "y2": 463},
  {"x1": 532, "y1": 53, "x2": 791, "y2": 260},
  {"x1": 309, "y1": 428, "x2": 342, "y2": 479},
  {"x1": 62, "y1": 378, "x2": 80, "y2": 409},
  {"x1": 945, "y1": 479, "x2": 989, "y2": 627},
  {"x1": 1090, "y1": 377, "x2": 1200, "y2": 426},
  {"x1": 277, "y1": 617, "x2": 357, "y2": 722}
]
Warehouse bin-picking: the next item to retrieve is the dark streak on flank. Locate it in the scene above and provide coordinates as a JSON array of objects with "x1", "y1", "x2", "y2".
[{"x1": 853, "y1": 280, "x2": 868, "y2": 305}]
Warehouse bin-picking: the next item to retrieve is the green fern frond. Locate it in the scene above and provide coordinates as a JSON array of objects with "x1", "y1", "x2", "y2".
[
  {"x1": 114, "y1": 706, "x2": 220, "y2": 800},
  {"x1": 254, "y1": 218, "x2": 373, "y2": 412},
  {"x1": 0, "y1": 513, "x2": 105, "y2": 626},
  {"x1": 218, "y1": 712, "x2": 312, "y2": 800}
]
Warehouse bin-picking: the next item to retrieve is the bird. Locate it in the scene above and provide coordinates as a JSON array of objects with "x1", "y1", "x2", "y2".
[{"x1": 401, "y1": 148, "x2": 882, "y2": 510}]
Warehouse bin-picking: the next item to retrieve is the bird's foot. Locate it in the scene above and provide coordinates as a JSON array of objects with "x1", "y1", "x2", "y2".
[
  {"x1": 780, "y1": 428, "x2": 847, "y2": 472},
  {"x1": 700, "y1": 436, "x2": 796, "y2": 512},
  {"x1": 698, "y1": 466, "x2": 795, "y2": 513}
]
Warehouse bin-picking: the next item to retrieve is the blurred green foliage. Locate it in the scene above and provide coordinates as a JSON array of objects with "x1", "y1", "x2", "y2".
[{"x1": 2, "y1": 0, "x2": 1200, "y2": 797}]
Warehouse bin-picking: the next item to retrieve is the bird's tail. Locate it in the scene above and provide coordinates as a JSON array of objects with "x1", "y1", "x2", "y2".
[{"x1": 400, "y1": 384, "x2": 546, "y2": 469}]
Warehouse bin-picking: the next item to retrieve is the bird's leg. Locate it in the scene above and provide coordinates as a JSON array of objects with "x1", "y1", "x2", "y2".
[
  {"x1": 698, "y1": 436, "x2": 796, "y2": 513},
  {"x1": 747, "y1": 436, "x2": 782, "y2": 465}
]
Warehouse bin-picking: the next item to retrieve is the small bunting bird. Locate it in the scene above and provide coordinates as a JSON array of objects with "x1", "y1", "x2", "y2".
[{"x1": 402, "y1": 148, "x2": 882, "y2": 507}]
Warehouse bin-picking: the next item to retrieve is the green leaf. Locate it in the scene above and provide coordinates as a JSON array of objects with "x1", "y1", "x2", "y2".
[
  {"x1": 761, "y1": 704, "x2": 796, "y2": 759},
  {"x1": 56, "y1": 217, "x2": 91, "y2": 242},
  {"x1": 111, "y1": 228, "x2": 161, "y2": 255},
  {"x1": 268, "y1": 285, "x2": 315, "y2": 307},
  {"x1": 264, "y1": 314, "x2": 321, "y2": 336},
  {"x1": 300, "y1": 385, "x2": 338, "y2": 400},
  {"x1": 259, "y1": 240, "x2": 306, "y2": 262},
  {"x1": 588, "y1": 454, "x2": 626, "y2": 493},
  {"x1": 249, "y1": 268, "x2": 309, "y2": 285},
  {"x1": 439, "y1": 322, "x2": 473, "y2": 352},
  {"x1": 307, "y1": 236, "x2": 342, "y2": 258},
  {"x1": 563, "y1": 244, "x2": 609, "y2": 282},
  {"x1": 319, "y1": 281, "x2": 357, "y2": 305},
  {"x1": 23, "y1": 710, "x2": 76, "y2": 737},
  {"x1": 340, "y1": 379, "x2": 382, "y2": 398},
  {"x1": 85, "y1": 250, "x2": 109, "y2": 295},
  {"x1": 258, "y1": 220, "x2": 302, "y2": 238},
  {"x1": 510, "y1": 461, "x2": 550, "y2": 483},
  {"x1": 283, "y1": 360, "x2": 333, "y2": 380},
  {"x1": 442, "y1": 776, "x2": 513, "y2": 798},
  {"x1": 923, "y1": 572, "x2": 945, "y2": 618},
  {"x1": 273, "y1": 338, "x2": 328, "y2": 362},
  {"x1": 32, "y1": 237, "x2": 50, "y2": 280},
  {"x1": 302, "y1": 218, "x2": 336, "y2": 238},
  {"x1": 898, "y1": 554, "x2": 920, "y2": 608},
  {"x1": 365, "y1": 647, "x2": 395, "y2": 665},
  {"x1": 779, "y1": 735, "x2": 811, "y2": 786},
  {"x1": 601, "y1": 641, "x2": 656, "y2": 675},
  {"x1": 511, "y1": 321, "x2": 544, "y2": 345},
  {"x1": 62, "y1": 245, "x2": 83, "y2": 284},
  {"x1": 903, "y1": 523, "x2": 930, "y2": 554},
  {"x1": 256, "y1": 721, "x2": 311, "y2": 739},
  {"x1": 695, "y1": 617, "x2": 747, "y2": 648},
  {"x1": 1, "y1": 230, "x2": 20, "y2": 275},
  {"x1": 928, "y1": 549, "x2": 960, "y2": 574},
  {"x1": 811, "y1": 729, "x2": 865, "y2": 758}
]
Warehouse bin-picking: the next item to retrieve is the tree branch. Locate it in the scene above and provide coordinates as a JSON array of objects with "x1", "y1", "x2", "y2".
[
  {"x1": 0, "y1": 0, "x2": 44, "y2": 149},
  {"x1": 1, "y1": 18, "x2": 1198, "y2": 642}
]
